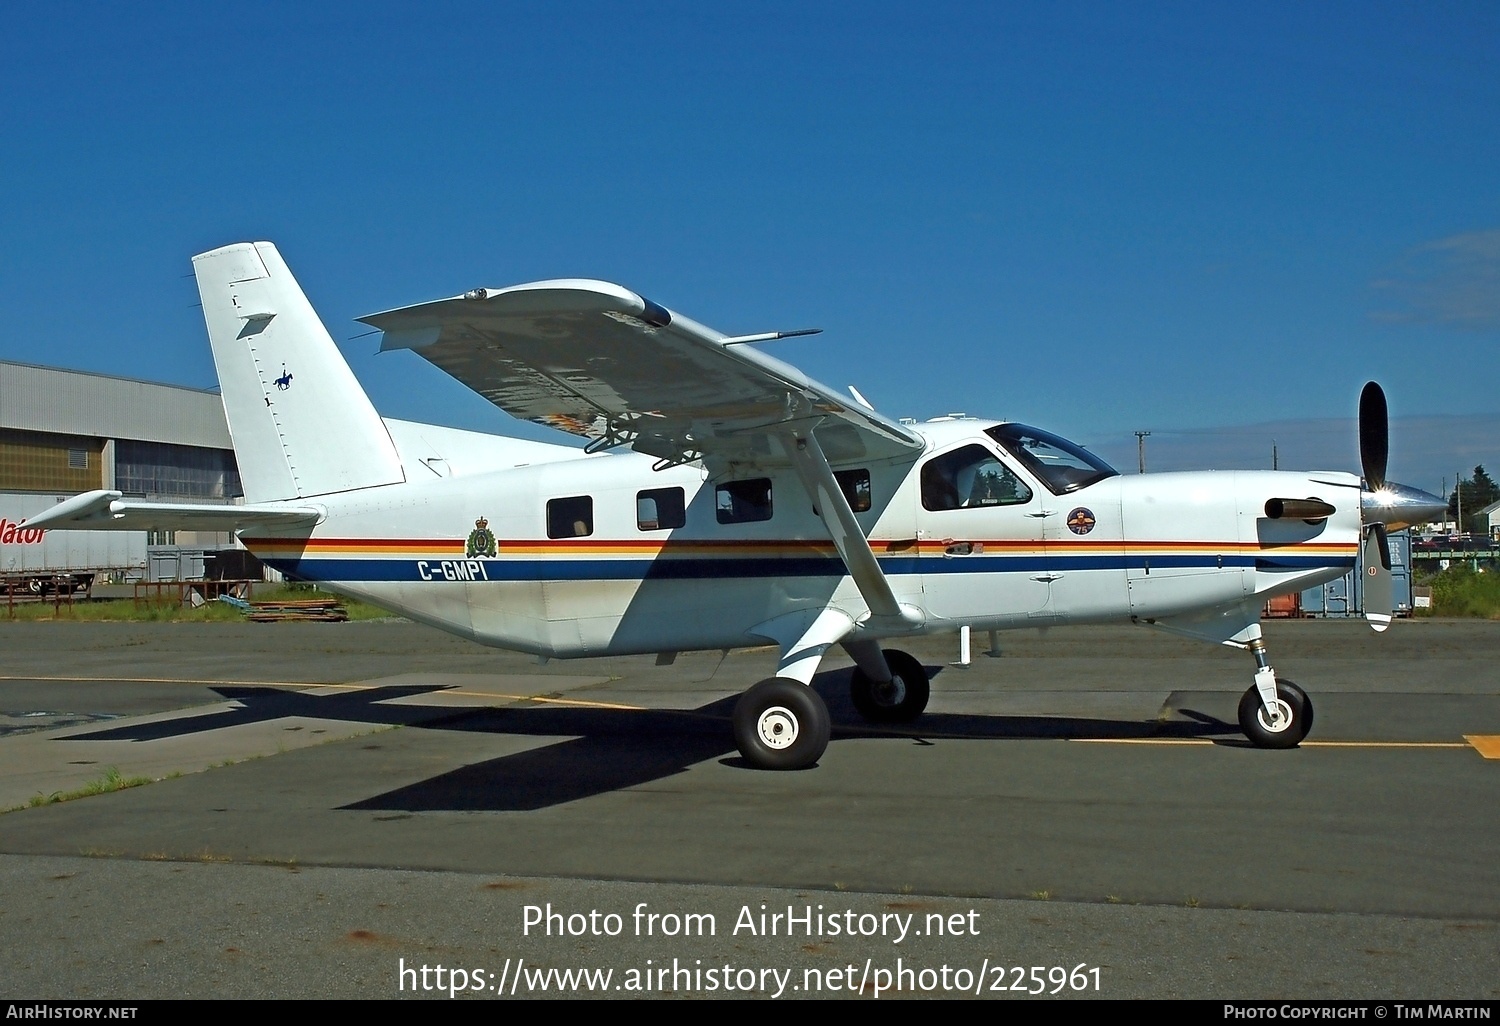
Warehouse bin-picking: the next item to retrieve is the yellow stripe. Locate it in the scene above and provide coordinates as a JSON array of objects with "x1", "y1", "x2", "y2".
[
  {"x1": 0, "y1": 674, "x2": 646, "y2": 712},
  {"x1": 1071, "y1": 738, "x2": 1214, "y2": 746},
  {"x1": 0, "y1": 674, "x2": 325, "y2": 687},
  {"x1": 1302, "y1": 741, "x2": 1471, "y2": 749},
  {"x1": 1464, "y1": 735, "x2": 1500, "y2": 759},
  {"x1": 1072, "y1": 738, "x2": 1472, "y2": 750}
]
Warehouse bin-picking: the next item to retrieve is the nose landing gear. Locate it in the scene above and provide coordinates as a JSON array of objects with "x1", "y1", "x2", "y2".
[
  {"x1": 1238, "y1": 677, "x2": 1312, "y2": 748},
  {"x1": 1237, "y1": 633, "x2": 1313, "y2": 749}
]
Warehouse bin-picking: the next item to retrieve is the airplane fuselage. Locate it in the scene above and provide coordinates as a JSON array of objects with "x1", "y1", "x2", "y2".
[{"x1": 243, "y1": 418, "x2": 1361, "y2": 659}]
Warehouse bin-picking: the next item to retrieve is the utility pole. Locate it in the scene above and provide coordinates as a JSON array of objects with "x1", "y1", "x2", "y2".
[
  {"x1": 1272, "y1": 441, "x2": 1278, "y2": 471},
  {"x1": 1135, "y1": 431, "x2": 1151, "y2": 474}
]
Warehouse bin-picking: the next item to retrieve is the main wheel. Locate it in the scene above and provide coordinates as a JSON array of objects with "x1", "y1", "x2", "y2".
[
  {"x1": 849, "y1": 648, "x2": 931, "y2": 723},
  {"x1": 1238, "y1": 678, "x2": 1313, "y2": 749},
  {"x1": 733, "y1": 677, "x2": 831, "y2": 770}
]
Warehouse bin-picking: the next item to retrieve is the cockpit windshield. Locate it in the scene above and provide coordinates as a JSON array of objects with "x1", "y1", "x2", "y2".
[{"x1": 985, "y1": 423, "x2": 1118, "y2": 495}]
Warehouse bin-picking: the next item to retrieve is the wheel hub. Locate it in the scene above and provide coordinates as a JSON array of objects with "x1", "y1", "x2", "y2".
[
  {"x1": 873, "y1": 676, "x2": 907, "y2": 706},
  {"x1": 1257, "y1": 699, "x2": 1293, "y2": 733},
  {"x1": 755, "y1": 706, "x2": 799, "y2": 749}
]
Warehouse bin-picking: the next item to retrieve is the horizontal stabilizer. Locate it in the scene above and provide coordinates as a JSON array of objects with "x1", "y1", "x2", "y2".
[{"x1": 24, "y1": 490, "x2": 320, "y2": 533}]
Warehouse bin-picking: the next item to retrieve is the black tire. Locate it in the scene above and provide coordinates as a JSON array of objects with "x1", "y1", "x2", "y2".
[
  {"x1": 849, "y1": 648, "x2": 931, "y2": 723},
  {"x1": 733, "y1": 677, "x2": 831, "y2": 770},
  {"x1": 1238, "y1": 678, "x2": 1312, "y2": 749}
]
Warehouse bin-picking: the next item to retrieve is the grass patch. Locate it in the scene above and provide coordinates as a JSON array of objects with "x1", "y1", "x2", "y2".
[
  {"x1": 6, "y1": 598, "x2": 247, "y2": 623},
  {"x1": 1423, "y1": 564, "x2": 1500, "y2": 619},
  {"x1": 28, "y1": 767, "x2": 153, "y2": 807},
  {"x1": 2, "y1": 585, "x2": 392, "y2": 623}
]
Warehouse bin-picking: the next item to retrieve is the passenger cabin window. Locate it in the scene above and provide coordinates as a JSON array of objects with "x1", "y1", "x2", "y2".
[
  {"x1": 546, "y1": 495, "x2": 593, "y2": 538},
  {"x1": 637, "y1": 487, "x2": 686, "y2": 531},
  {"x1": 716, "y1": 478, "x2": 773, "y2": 524},
  {"x1": 834, "y1": 469, "x2": 872, "y2": 513},
  {"x1": 920, "y1": 445, "x2": 1032, "y2": 512}
]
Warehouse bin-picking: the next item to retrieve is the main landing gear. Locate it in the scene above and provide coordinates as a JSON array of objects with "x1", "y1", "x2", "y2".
[
  {"x1": 730, "y1": 646, "x2": 931, "y2": 770},
  {"x1": 733, "y1": 678, "x2": 830, "y2": 771},
  {"x1": 1236, "y1": 631, "x2": 1314, "y2": 749},
  {"x1": 848, "y1": 648, "x2": 930, "y2": 723}
]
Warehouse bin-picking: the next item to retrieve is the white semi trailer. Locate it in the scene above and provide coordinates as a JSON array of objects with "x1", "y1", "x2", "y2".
[{"x1": 0, "y1": 493, "x2": 146, "y2": 595}]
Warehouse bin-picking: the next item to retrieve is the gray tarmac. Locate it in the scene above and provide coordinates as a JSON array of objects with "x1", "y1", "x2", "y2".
[{"x1": 0, "y1": 617, "x2": 1496, "y2": 1000}]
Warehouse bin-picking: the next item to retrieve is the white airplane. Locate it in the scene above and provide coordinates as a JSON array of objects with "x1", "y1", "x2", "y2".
[{"x1": 31, "y1": 242, "x2": 1446, "y2": 769}]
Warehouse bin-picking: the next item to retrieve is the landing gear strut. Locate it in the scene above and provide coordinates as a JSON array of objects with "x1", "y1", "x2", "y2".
[{"x1": 1237, "y1": 633, "x2": 1313, "y2": 749}]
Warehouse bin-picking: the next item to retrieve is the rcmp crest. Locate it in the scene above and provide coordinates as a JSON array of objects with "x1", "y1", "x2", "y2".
[
  {"x1": 1066, "y1": 507, "x2": 1096, "y2": 536},
  {"x1": 466, "y1": 516, "x2": 497, "y2": 558}
]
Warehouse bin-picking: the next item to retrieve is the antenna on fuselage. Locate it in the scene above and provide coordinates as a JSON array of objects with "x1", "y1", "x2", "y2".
[{"x1": 719, "y1": 328, "x2": 822, "y2": 346}]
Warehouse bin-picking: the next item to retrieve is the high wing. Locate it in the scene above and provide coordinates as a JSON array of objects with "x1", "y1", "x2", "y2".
[
  {"x1": 24, "y1": 490, "x2": 321, "y2": 533},
  {"x1": 362, "y1": 279, "x2": 925, "y2": 628},
  {"x1": 359, "y1": 280, "x2": 924, "y2": 470}
]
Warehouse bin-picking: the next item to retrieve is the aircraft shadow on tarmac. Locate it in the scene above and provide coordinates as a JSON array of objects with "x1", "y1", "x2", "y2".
[
  {"x1": 57, "y1": 685, "x2": 467, "y2": 742},
  {"x1": 58, "y1": 671, "x2": 1241, "y2": 812}
]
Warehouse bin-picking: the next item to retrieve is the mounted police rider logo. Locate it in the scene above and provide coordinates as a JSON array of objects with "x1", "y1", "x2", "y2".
[
  {"x1": 1066, "y1": 507, "x2": 1096, "y2": 536},
  {"x1": 466, "y1": 516, "x2": 497, "y2": 558}
]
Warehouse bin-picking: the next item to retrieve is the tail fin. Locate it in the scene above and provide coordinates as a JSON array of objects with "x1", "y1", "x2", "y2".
[{"x1": 194, "y1": 242, "x2": 405, "y2": 502}]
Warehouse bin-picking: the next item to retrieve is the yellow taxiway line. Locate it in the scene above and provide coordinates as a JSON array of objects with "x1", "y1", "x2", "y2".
[
  {"x1": 1464, "y1": 735, "x2": 1500, "y2": 759},
  {"x1": 0, "y1": 674, "x2": 648, "y2": 713},
  {"x1": 1073, "y1": 738, "x2": 1489, "y2": 755},
  {"x1": 0, "y1": 674, "x2": 324, "y2": 687}
]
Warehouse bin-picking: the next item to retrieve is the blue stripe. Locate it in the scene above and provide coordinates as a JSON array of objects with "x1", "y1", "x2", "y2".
[{"x1": 265, "y1": 552, "x2": 1350, "y2": 583}]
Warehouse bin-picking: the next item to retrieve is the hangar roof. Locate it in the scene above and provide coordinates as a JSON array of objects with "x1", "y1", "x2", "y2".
[{"x1": 0, "y1": 360, "x2": 231, "y2": 449}]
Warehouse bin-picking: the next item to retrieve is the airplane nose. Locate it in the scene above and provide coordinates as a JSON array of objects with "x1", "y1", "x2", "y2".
[{"x1": 1361, "y1": 481, "x2": 1447, "y2": 531}]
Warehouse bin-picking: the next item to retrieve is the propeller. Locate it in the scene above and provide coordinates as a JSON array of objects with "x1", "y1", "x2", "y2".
[
  {"x1": 1355, "y1": 383, "x2": 1448, "y2": 629},
  {"x1": 1359, "y1": 381, "x2": 1388, "y2": 492},
  {"x1": 1361, "y1": 524, "x2": 1394, "y2": 632},
  {"x1": 1358, "y1": 382, "x2": 1394, "y2": 631}
]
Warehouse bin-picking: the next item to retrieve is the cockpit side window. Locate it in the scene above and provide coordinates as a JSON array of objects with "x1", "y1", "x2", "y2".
[
  {"x1": 920, "y1": 445, "x2": 1033, "y2": 511},
  {"x1": 985, "y1": 423, "x2": 1118, "y2": 495}
]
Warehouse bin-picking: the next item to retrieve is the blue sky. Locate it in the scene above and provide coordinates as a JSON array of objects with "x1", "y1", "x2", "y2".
[{"x1": 3, "y1": 2, "x2": 1496, "y2": 494}]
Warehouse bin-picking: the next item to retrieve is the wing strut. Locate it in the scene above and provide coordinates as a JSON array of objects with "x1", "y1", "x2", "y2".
[{"x1": 781, "y1": 427, "x2": 921, "y2": 630}]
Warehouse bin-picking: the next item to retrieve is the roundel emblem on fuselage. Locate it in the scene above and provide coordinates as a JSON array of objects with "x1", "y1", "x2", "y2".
[{"x1": 1066, "y1": 507, "x2": 1096, "y2": 536}]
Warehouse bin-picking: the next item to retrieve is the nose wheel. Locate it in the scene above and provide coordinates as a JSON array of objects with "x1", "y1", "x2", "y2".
[
  {"x1": 733, "y1": 677, "x2": 831, "y2": 770},
  {"x1": 1238, "y1": 677, "x2": 1313, "y2": 749}
]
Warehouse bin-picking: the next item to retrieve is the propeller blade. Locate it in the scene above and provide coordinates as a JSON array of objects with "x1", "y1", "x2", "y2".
[
  {"x1": 1359, "y1": 381, "x2": 1388, "y2": 491},
  {"x1": 1362, "y1": 527, "x2": 1394, "y2": 632}
]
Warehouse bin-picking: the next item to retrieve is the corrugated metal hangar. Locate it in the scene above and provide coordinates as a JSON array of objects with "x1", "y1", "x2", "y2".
[{"x1": 0, "y1": 359, "x2": 244, "y2": 588}]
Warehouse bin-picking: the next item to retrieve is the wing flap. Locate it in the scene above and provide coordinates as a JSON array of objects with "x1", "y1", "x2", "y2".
[{"x1": 360, "y1": 280, "x2": 923, "y2": 467}]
